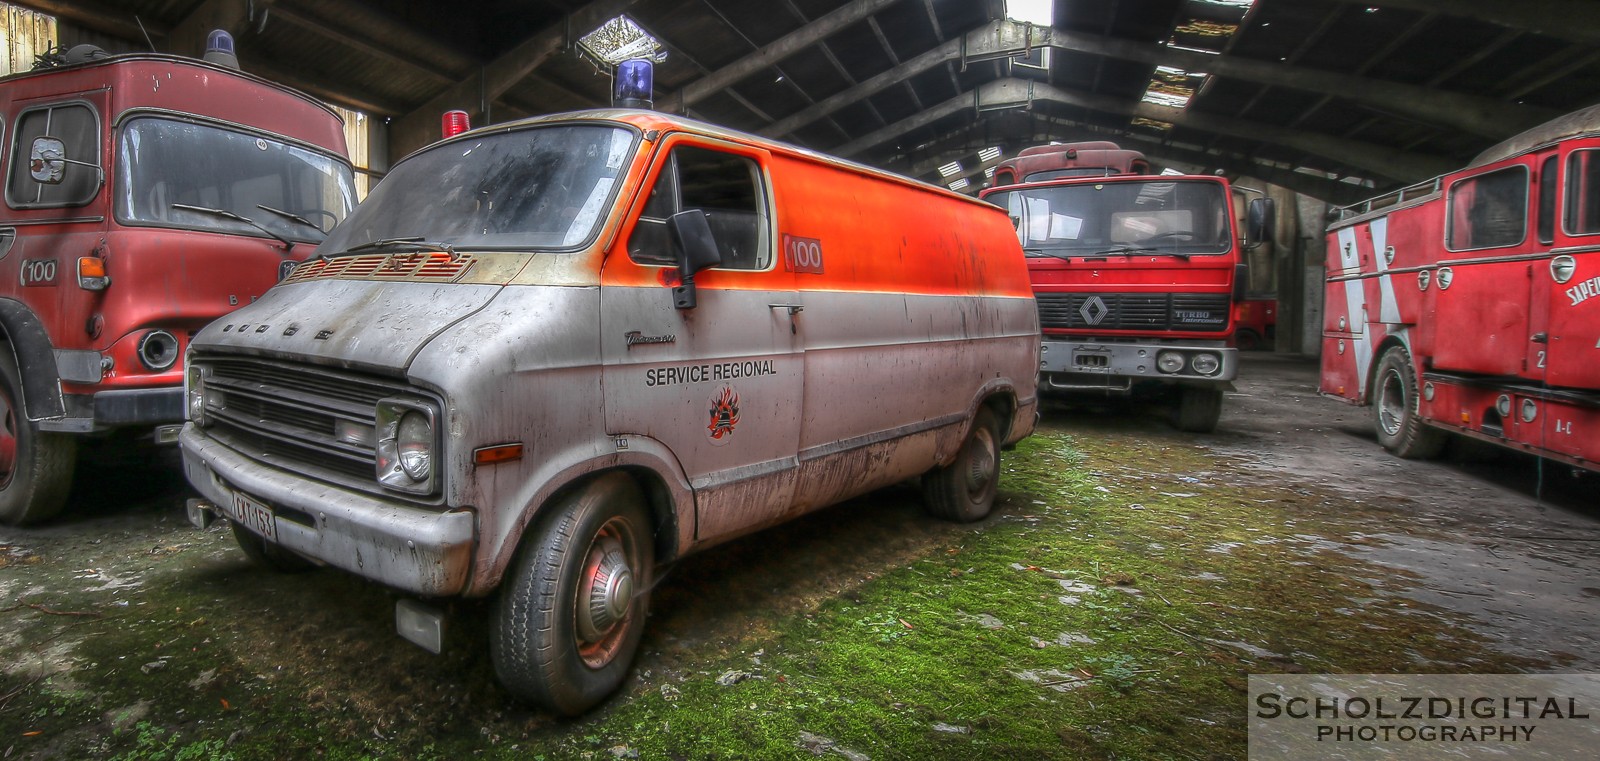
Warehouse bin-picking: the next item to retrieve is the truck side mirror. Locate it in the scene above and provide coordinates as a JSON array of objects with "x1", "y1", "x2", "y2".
[
  {"x1": 669, "y1": 209, "x2": 722, "y2": 309},
  {"x1": 29, "y1": 137, "x2": 68, "y2": 184},
  {"x1": 1246, "y1": 197, "x2": 1276, "y2": 250},
  {"x1": 29, "y1": 136, "x2": 102, "y2": 186}
]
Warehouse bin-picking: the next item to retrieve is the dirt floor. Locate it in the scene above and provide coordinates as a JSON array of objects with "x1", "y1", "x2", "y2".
[{"x1": 1, "y1": 353, "x2": 1596, "y2": 759}]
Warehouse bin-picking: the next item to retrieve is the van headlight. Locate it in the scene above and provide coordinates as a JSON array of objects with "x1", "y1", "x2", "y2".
[
  {"x1": 376, "y1": 399, "x2": 438, "y2": 494},
  {"x1": 186, "y1": 363, "x2": 213, "y2": 426}
]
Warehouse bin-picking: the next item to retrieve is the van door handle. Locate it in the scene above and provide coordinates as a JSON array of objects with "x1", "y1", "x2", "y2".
[{"x1": 769, "y1": 304, "x2": 803, "y2": 315}]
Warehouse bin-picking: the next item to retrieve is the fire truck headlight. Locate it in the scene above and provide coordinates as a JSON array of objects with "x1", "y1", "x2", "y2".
[
  {"x1": 1190, "y1": 353, "x2": 1221, "y2": 376},
  {"x1": 138, "y1": 330, "x2": 180, "y2": 372},
  {"x1": 1156, "y1": 351, "x2": 1185, "y2": 374},
  {"x1": 376, "y1": 399, "x2": 438, "y2": 494}
]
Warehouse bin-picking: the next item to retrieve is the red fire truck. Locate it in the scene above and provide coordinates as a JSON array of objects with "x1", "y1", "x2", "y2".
[
  {"x1": 981, "y1": 142, "x2": 1271, "y2": 432},
  {"x1": 0, "y1": 40, "x2": 356, "y2": 525},
  {"x1": 1322, "y1": 105, "x2": 1600, "y2": 472}
]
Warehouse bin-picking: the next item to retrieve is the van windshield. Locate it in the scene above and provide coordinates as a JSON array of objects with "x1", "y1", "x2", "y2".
[
  {"x1": 320, "y1": 125, "x2": 636, "y2": 255},
  {"x1": 116, "y1": 117, "x2": 356, "y2": 242},
  {"x1": 986, "y1": 179, "x2": 1232, "y2": 257}
]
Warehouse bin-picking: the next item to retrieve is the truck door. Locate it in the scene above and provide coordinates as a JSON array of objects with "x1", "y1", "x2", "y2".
[
  {"x1": 600, "y1": 137, "x2": 803, "y2": 544},
  {"x1": 1433, "y1": 163, "x2": 1534, "y2": 377}
]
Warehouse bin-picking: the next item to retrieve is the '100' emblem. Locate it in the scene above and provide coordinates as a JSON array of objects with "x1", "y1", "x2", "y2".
[{"x1": 20, "y1": 259, "x2": 57, "y2": 287}]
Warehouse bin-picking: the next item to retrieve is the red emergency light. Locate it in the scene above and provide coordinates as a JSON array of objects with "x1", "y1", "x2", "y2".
[{"x1": 441, "y1": 110, "x2": 470, "y2": 139}]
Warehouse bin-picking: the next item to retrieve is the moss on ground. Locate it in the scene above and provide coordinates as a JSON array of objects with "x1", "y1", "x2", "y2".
[{"x1": 0, "y1": 424, "x2": 1547, "y2": 760}]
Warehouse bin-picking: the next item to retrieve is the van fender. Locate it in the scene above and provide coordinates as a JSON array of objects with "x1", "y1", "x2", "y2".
[
  {"x1": 466, "y1": 435, "x2": 694, "y2": 597},
  {"x1": 940, "y1": 378, "x2": 1026, "y2": 465},
  {"x1": 0, "y1": 299, "x2": 64, "y2": 421}
]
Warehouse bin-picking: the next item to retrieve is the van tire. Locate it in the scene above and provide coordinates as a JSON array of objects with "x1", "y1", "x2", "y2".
[
  {"x1": 230, "y1": 520, "x2": 315, "y2": 572},
  {"x1": 922, "y1": 407, "x2": 1001, "y2": 523},
  {"x1": 0, "y1": 347, "x2": 76, "y2": 526},
  {"x1": 492, "y1": 473, "x2": 653, "y2": 715},
  {"x1": 1373, "y1": 347, "x2": 1446, "y2": 459},
  {"x1": 1171, "y1": 387, "x2": 1224, "y2": 433}
]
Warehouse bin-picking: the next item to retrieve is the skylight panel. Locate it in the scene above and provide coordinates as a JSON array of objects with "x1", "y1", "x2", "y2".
[{"x1": 578, "y1": 16, "x2": 665, "y2": 65}]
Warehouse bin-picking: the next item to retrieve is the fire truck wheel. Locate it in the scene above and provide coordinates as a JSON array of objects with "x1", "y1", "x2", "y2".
[
  {"x1": 229, "y1": 521, "x2": 315, "y2": 572},
  {"x1": 922, "y1": 407, "x2": 1001, "y2": 523},
  {"x1": 491, "y1": 473, "x2": 653, "y2": 716},
  {"x1": 0, "y1": 348, "x2": 77, "y2": 526},
  {"x1": 1235, "y1": 329, "x2": 1263, "y2": 352},
  {"x1": 1172, "y1": 386, "x2": 1224, "y2": 433},
  {"x1": 1373, "y1": 348, "x2": 1447, "y2": 459}
]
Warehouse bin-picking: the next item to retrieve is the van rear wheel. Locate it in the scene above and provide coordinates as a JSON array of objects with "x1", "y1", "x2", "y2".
[
  {"x1": 0, "y1": 347, "x2": 76, "y2": 526},
  {"x1": 492, "y1": 473, "x2": 653, "y2": 715},
  {"x1": 922, "y1": 407, "x2": 1001, "y2": 523}
]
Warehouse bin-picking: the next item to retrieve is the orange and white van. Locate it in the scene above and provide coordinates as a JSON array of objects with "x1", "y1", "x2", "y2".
[{"x1": 179, "y1": 109, "x2": 1039, "y2": 714}]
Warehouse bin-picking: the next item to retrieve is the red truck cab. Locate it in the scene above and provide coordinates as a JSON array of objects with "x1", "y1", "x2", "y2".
[
  {"x1": 0, "y1": 46, "x2": 356, "y2": 524},
  {"x1": 981, "y1": 142, "x2": 1271, "y2": 432}
]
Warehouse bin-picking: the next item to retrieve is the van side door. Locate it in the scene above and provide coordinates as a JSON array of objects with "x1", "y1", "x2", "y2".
[{"x1": 599, "y1": 136, "x2": 803, "y2": 546}]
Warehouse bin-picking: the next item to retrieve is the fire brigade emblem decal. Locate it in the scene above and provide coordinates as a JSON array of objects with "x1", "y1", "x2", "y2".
[
  {"x1": 707, "y1": 385, "x2": 740, "y2": 445},
  {"x1": 1080, "y1": 295, "x2": 1109, "y2": 326}
]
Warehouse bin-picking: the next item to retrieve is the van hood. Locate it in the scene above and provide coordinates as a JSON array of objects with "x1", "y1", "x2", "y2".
[{"x1": 190, "y1": 278, "x2": 501, "y2": 373}]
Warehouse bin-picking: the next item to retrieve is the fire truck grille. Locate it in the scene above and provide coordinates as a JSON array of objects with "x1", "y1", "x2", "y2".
[
  {"x1": 1035, "y1": 292, "x2": 1230, "y2": 332},
  {"x1": 192, "y1": 355, "x2": 434, "y2": 500}
]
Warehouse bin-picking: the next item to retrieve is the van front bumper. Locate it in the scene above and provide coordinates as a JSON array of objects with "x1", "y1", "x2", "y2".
[{"x1": 181, "y1": 425, "x2": 475, "y2": 597}]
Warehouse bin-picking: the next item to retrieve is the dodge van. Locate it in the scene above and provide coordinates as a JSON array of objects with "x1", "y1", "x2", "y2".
[{"x1": 180, "y1": 109, "x2": 1038, "y2": 714}]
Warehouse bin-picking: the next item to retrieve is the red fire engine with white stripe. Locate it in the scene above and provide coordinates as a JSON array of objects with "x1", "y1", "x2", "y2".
[{"x1": 1321, "y1": 104, "x2": 1600, "y2": 471}]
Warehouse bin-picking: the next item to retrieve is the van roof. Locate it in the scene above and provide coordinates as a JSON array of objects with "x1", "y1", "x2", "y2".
[
  {"x1": 0, "y1": 52, "x2": 339, "y2": 121},
  {"x1": 428, "y1": 108, "x2": 1004, "y2": 211}
]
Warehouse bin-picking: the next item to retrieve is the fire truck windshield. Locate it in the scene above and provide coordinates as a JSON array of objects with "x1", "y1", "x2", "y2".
[
  {"x1": 116, "y1": 117, "x2": 355, "y2": 243},
  {"x1": 319, "y1": 124, "x2": 636, "y2": 255},
  {"x1": 987, "y1": 179, "x2": 1232, "y2": 257}
]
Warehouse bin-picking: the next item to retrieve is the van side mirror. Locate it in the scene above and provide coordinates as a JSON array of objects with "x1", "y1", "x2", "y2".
[
  {"x1": 669, "y1": 209, "x2": 722, "y2": 309},
  {"x1": 29, "y1": 136, "x2": 101, "y2": 185},
  {"x1": 1246, "y1": 197, "x2": 1276, "y2": 250}
]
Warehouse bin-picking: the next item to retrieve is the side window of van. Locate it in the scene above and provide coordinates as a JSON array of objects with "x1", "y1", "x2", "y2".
[
  {"x1": 629, "y1": 145, "x2": 769, "y2": 269},
  {"x1": 8, "y1": 103, "x2": 100, "y2": 208},
  {"x1": 1446, "y1": 166, "x2": 1528, "y2": 251}
]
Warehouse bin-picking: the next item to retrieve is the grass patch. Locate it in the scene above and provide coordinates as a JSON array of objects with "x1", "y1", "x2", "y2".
[{"x1": 0, "y1": 425, "x2": 1545, "y2": 759}]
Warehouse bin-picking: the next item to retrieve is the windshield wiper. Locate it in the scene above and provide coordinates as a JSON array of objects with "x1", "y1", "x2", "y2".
[
  {"x1": 1088, "y1": 246, "x2": 1191, "y2": 260},
  {"x1": 256, "y1": 204, "x2": 328, "y2": 241},
  {"x1": 318, "y1": 236, "x2": 457, "y2": 261},
  {"x1": 1023, "y1": 247, "x2": 1074, "y2": 261},
  {"x1": 171, "y1": 203, "x2": 293, "y2": 249}
]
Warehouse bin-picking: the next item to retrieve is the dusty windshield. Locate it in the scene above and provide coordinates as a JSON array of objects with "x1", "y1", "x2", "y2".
[
  {"x1": 116, "y1": 117, "x2": 355, "y2": 242},
  {"x1": 987, "y1": 179, "x2": 1232, "y2": 256},
  {"x1": 320, "y1": 124, "x2": 637, "y2": 254}
]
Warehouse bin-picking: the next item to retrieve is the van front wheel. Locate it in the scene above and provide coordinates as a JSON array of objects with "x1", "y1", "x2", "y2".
[
  {"x1": 922, "y1": 408, "x2": 1001, "y2": 523},
  {"x1": 492, "y1": 473, "x2": 653, "y2": 715}
]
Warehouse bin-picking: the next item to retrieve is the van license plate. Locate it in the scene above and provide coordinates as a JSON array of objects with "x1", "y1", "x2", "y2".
[{"x1": 227, "y1": 491, "x2": 276, "y2": 542}]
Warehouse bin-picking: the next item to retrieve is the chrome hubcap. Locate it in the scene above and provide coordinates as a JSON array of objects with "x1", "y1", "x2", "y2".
[{"x1": 577, "y1": 535, "x2": 633, "y2": 643}]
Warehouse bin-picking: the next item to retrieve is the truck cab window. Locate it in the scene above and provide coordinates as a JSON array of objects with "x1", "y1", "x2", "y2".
[
  {"x1": 1565, "y1": 149, "x2": 1600, "y2": 236},
  {"x1": 628, "y1": 145, "x2": 768, "y2": 269},
  {"x1": 8, "y1": 103, "x2": 99, "y2": 208},
  {"x1": 1537, "y1": 155, "x2": 1557, "y2": 245},
  {"x1": 1447, "y1": 167, "x2": 1527, "y2": 250}
]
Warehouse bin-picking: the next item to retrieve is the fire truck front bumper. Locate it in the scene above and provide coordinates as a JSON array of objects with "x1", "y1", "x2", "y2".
[{"x1": 1040, "y1": 339, "x2": 1237, "y2": 390}]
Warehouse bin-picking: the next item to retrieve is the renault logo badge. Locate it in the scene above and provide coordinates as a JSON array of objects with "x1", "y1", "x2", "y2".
[{"x1": 1080, "y1": 295, "x2": 1109, "y2": 326}]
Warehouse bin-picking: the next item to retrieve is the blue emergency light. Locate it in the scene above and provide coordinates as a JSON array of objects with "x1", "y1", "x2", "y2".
[
  {"x1": 203, "y1": 30, "x2": 240, "y2": 70},
  {"x1": 614, "y1": 58, "x2": 653, "y2": 110}
]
